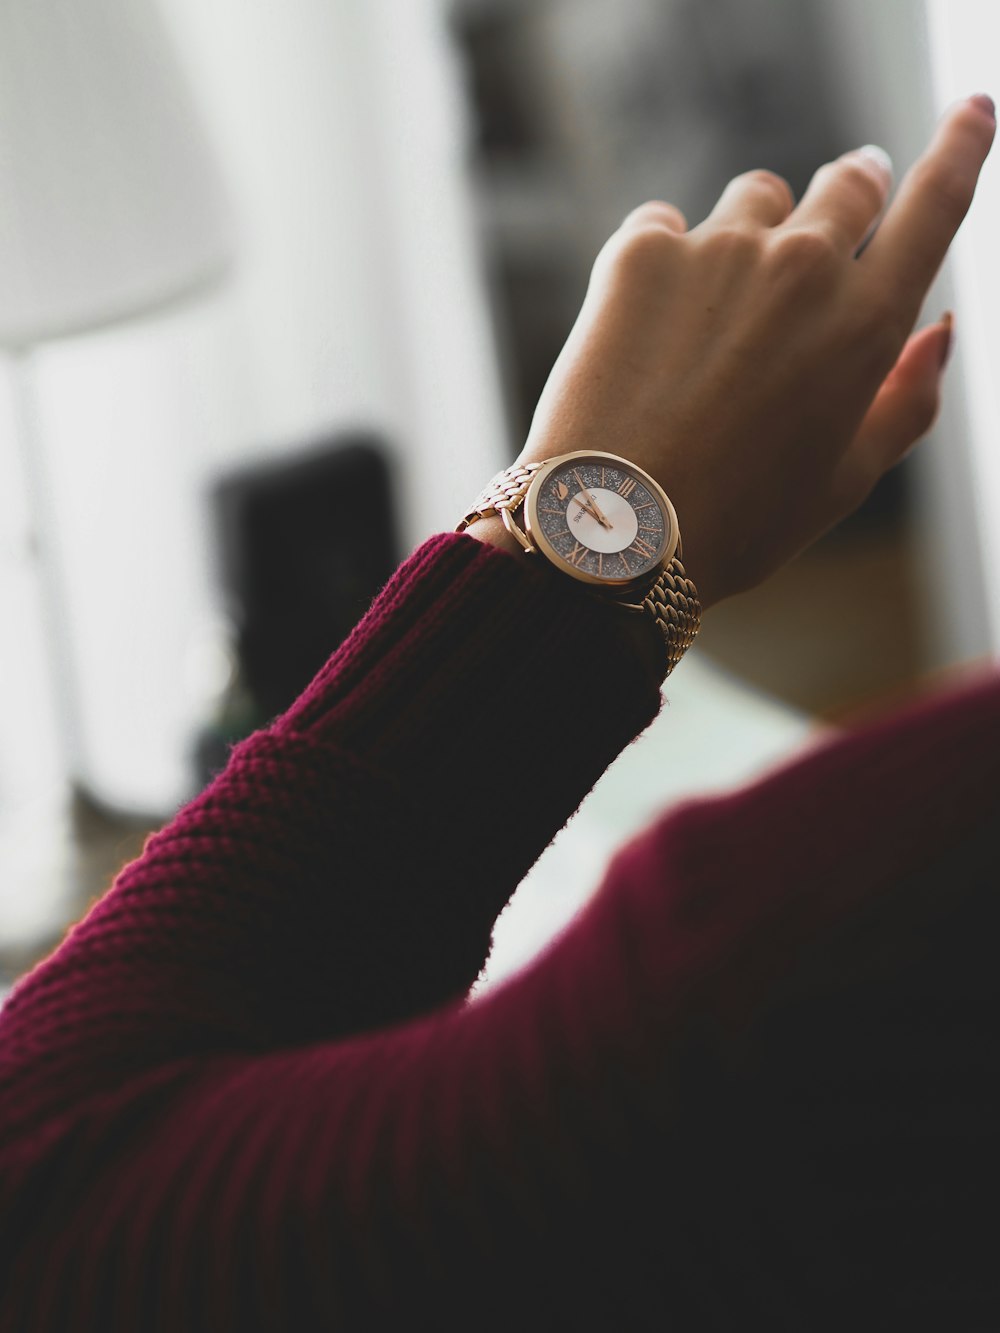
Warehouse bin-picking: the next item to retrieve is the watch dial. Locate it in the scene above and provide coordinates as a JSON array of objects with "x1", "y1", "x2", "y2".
[{"x1": 528, "y1": 456, "x2": 671, "y2": 585}]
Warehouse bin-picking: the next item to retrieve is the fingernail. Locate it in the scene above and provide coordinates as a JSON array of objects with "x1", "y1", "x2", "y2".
[
  {"x1": 939, "y1": 311, "x2": 955, "y2": 369},
  {"x1": 969, "y1": 92, "x2": 996, "y2": 121},
  {"x1": 853, "y1": 144, "x2": 894, "y2": 184}
]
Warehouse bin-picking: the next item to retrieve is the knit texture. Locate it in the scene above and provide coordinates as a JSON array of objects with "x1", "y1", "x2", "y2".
[{"x1": 0, "y1": 530, "x2": 997, "y2": 1330}]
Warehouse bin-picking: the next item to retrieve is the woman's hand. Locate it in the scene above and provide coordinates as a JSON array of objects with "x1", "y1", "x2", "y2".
[{"x1": 509, "y1": 95, "x2": 995, "y2": 610}]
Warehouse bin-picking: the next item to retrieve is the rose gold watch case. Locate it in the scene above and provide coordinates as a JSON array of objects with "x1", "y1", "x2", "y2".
[{"x1": 520, "y1": 450, "x2": 680, "y2": 594}]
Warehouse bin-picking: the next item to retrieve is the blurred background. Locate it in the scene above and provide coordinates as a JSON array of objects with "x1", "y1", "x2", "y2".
[{"x1": 1, "y1": 0, "x2": 997, "y2": 992}]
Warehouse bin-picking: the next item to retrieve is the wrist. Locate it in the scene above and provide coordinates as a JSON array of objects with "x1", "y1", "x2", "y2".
[
  {"x1": 459, "y1": 514, "x2": 525, "y2": 561},
  {"x1": 460, "y1": 514, "x2": 669, "y2": 684}
]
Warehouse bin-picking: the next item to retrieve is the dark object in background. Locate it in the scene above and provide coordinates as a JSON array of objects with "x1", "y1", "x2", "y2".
[{"x1": 193, "y1": 436, "x2": 400, "y2": 787}]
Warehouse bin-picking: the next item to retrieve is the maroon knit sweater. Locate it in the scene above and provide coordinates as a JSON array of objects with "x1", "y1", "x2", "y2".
[{"x1": 0, "y1": 531, "x2": 997, "y2": 1331}]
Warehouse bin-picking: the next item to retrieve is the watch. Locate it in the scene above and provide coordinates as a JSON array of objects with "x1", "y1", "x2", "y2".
[{"x1": 455, "y1": 450, "x2": 701, "y2": 676}]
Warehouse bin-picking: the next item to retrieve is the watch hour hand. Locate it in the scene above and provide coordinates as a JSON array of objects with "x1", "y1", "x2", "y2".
[
  {"x1": 572, "y1": 471, "x2": 612, "y2": 529},
  {"x1": 572, "y1": 494, "x2": 612, "y2": 529}
]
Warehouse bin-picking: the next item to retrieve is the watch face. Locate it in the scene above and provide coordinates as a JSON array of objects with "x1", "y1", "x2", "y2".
[{"x1": 523, "y1": 451, "x2": 678, "y2": 590}]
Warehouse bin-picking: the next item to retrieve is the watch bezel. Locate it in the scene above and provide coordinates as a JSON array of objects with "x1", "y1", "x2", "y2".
[{"x1": 521, "y1": 450, "x2": 680, "y2": 593}]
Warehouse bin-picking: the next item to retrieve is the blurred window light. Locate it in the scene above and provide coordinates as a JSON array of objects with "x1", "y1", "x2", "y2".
[{"x1": 925, "y1": 0, "x2": 1000, "y2": 652}]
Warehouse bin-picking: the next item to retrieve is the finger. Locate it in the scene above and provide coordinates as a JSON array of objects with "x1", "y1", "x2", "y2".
[
  {"x1": 861, "y1": 96, "x2": 995, "y2": 320},
  {"x1": 589, "y1": 201, "x2": 687, "y2": 293},
  {"x1": 836, "y1": 314, "x2": 952, "y2": 504},
  {"x1": 784, "y1": 145, "x2": 893, "y2": 253},
  {"x1": 619, "y1": 200, "x2": 688, "y2": 235},
  {"x1": 702, "y1": 168, "x2": 795, "y2": 229}
]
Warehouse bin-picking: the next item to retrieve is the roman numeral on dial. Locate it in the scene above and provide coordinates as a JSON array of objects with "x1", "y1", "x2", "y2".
[
  {"x1": 632, "y1": 536, "x2": 657, "y2": 560},
  {"x1": 617, "y1": 477, "x2": 637, "y2": 499},
  {"x1": 567, "y1": 542, "x2": 587, "y2": 567}
]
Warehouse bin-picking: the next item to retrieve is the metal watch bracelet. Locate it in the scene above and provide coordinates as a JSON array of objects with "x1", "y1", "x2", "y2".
[{"x1": 456, "y1": 460, "x2": 701, "y2": 677}]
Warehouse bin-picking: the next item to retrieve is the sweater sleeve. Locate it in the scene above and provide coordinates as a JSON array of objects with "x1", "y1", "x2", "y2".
[
  {"x1": 1, "y1": 665, "x2": 997, "y2": 1331},
  {"x1": 0, "y1": 531, "x2": 663, "y2": 1133}
]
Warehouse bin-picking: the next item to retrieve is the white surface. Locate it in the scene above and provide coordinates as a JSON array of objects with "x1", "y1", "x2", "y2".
[
  {"x1": 0, "y1": 373, "x2": 63, "y2": 812},
  {"x1": 0, "y1": 0, "x2": 232, "y2": 821},
  {"x1": 0, "y1": 0, "x2": 509, "y2": 818},
  {"x1": 478, "y1": 649, "x2": 814, "y2": 990},
  {"x1": 925, "y1": 1, "x2": 1000, "y2": 653},
  {"x1": 0, "y1": 783, "x2": 77, "y2": 954},
  {"x1": 0, "y1": 0, "x2": 230, "y2": 346}
]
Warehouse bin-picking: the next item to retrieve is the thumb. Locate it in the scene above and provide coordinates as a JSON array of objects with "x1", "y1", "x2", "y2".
[
  {"x1": 885, "y1": 311, "x2": 954, "y2": 394},
  {"x1": 841, "y1": 312, "x2": 953, "y2": 491}
]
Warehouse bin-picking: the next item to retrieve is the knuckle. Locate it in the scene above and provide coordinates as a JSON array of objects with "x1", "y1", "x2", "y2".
[
  {"x1": 739, "y1": 168, "x2": 795, "y2": 210},
  {"x1": 835, "y1": 158, "x2": 886, "y2": 209},
  {"x1": 620, "y1": 199, "x2": 686, "y2": 233},
  {"x1": 605, "y1": 222, "x2": 679, "y2": 280},
  {"x1": 768, "y1": 228, "x2": 839, "y2": 284},
  {"x1": 808, "y1": 160, "x2": 841, "y2": 194},
  {"x1": 702, "y1": 224, "x2": 761, "y2": 264}
]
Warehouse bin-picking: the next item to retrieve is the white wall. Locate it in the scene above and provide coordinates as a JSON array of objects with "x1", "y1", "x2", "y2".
[
  {"x1": 0, "y1": 372, "x2": 63, "y2": 813},
  {"x1": 0, "y1": 0, "x2": 508, "y2": 818},
  {"x1": 924, "y1": 0, "x2": 1000, "y2": 656}
]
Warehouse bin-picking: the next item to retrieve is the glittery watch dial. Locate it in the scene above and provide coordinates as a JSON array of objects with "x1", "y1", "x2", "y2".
[{"x1": 528, "y1": 458, "x2": 670, "y2": 583}]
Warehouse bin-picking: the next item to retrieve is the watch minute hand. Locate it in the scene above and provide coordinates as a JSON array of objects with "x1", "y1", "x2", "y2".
[
  {"x1": 572, "y1": 471, "x2": 612, "y2": 529},
  {"x1": 572, "y1": 494, "x2": 611, "y2": 528}
]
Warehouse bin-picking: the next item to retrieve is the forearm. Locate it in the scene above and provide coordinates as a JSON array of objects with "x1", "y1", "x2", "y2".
[
  {"x1": 0, "y1": 532, "x2": 663, "y2": 1124},
  {"x1": 7, "y1": 668, "x2": 996, "y2": 1330}
]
